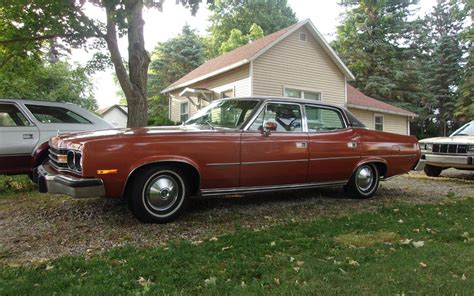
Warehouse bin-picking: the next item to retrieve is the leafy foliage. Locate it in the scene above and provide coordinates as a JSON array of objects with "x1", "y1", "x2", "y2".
[
  {"x1": 147, "y1": 25, "x2": 205, "y2": 125},
  {"x1": 219, "y1": 23, "x2": 264, "y2": 53},
  {"x1": 206, "y1": 0, "x2": 297, "y2": 57}
]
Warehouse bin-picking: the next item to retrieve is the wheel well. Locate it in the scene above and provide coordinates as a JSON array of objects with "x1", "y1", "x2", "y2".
[
  {"x1": 124, "y1": 161, "x2": 201, "y2": 197},
  {"x1": 372, "y1": 162, "x2": 387, "y2": 178}
]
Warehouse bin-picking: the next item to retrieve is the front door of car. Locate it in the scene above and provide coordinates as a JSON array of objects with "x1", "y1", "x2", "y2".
[
  {"x1": 0, "y1": 103, "x2": 40, "y2": 174},
  {"x1": 305, "y1": 104, "x2": 360, "y2": 183},
  {"x1": 240, "y1": 102, "x2": 309, "y2": 187}
]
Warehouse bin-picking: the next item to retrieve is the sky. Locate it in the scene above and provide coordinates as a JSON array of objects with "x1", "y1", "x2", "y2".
[{"x1": 70, "y1": 0, "x2": 438, "y2": 108}]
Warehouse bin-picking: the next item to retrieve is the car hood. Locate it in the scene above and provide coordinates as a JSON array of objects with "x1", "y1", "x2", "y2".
[
  {"x1": 419, "y1": 136, "x2": 474, "y2": 144},
  {"x1": 49, "y1": 125, "x2": 210, "y2": 149}
]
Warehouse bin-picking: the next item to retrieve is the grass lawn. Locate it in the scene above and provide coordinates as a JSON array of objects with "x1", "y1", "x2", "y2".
[{"x1": 1, "y1": 196, "x2": 473, "y2": 295}]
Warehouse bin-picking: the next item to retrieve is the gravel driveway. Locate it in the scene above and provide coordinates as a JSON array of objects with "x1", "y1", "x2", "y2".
[{"x1": 1, "y1": 169, "x2": 473, "y2": 265}]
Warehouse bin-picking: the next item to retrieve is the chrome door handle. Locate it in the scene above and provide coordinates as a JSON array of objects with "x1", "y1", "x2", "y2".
[
  {"x1": 347, "y1": 142, "x2": 357, "y2": 148},
  {"x1": 296, "y1": 142, "x2": 307, "y2": 148},
  {"x1": 23, "y1": 134, "x2": 33, "y2": 139}
]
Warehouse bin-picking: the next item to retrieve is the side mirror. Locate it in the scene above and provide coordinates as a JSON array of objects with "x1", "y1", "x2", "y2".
[{"x1": 259, "y1": 121, "x2": 277, "y2": 136}]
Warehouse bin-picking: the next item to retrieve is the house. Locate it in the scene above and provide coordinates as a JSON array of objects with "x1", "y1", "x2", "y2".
[
  {"x1": 162, "y1": 19, "x2": 416, "y2": 135},
  {"x1": 96, "y1": 104, "x2": 128, "y2": 128}
]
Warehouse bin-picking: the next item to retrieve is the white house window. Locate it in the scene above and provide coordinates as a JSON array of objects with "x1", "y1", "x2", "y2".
[
  {"x1": 374, "y1": 114, "x2": 384, "y2": 131},
  {"x1": 180, "y1": 102, "x2": 189, "y2": 122},
  {"x1": 220, "y1": 89, "x2": 234, "y2": 98},
  {"x1": 284, "y1": 87, "x2": 321, "y2": 101},
  {"x1": 299, "y1": 32, "x2": 307, "y2": 42}
]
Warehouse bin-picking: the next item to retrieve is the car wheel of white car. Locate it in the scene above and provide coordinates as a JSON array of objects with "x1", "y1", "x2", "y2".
[
  {"x1": 127, "y1": 165, "x2": 189, "y2": 223},
  {"x1": 423, "y1": 164, "x2": 442, "y2": 177},
  {"x1": 346, "y1": 163, "x2": 379, "y2": 198}
]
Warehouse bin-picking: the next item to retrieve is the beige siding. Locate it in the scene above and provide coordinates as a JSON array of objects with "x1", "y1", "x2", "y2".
[
  {"x1": 252, "y1": 27, "x2": 346, "y2": 106},
  {"x1": 168, "y1": 64, "x2": 250, "y2": 122},
  {"x1": 348, "y1": 107, "x2": 409, "y2": 135}
]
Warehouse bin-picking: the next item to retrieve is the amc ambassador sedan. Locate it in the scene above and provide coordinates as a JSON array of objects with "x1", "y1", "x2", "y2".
[{"x1": 36, "y1": 97, "x2": 421, "y2": 223}]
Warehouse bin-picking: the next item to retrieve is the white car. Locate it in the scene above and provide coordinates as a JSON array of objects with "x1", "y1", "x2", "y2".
[
  {"x1": 0, "y1": 99, "x2": 113, "y2": 178},
  {"x1": 419, "y1": 120, "x2": 474, "y2": 176}
]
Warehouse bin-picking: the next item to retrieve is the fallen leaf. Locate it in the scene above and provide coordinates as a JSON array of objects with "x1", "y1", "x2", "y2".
[
  {"x1": 241, "y1": 281, "x2": 246, "y2": 288},
  {"x1": 290, "y1": 256, "x2": 295, "y2": 262},
  {"x1": 137, "y1": 277, "x2": 153, "y2": 292},
  {"x1": 264, "y1": 216, "x2": 272, "y2": 220},
  {"x1": 270, "y1": 241, "x2": 276, "y2": 247},
  {"x1": 191, "y1": 240, "x2": 203, "y2": 246},
  {"x1": 419, "y1": 262, "x2": 427, "y2": 268},
  {"x1": 461, "y1": 274, "x2": 467, "y2": 281},
  {"x1": 293, "y1": 267, "x2": 300, "y2": 272},
  {"x1": 393, "y1": 208, "x2": 400, "y2": 212},
  {"x1": 400, "y1": 239, "x2": 412, "y2": 245},
  {"x1": 204, "y1": 277, "x2": 217, "y2": 286},
  {"x1": 45, "y1": 265, "x2": 54, "y2": 271},
  {"x1": 398, "y1": 219, "x2": 404, "y2": 223},
  {"x1": 273, "y1": 278, "x2": 280, "y2": 285},
  {"x1": 296, "y1": 261, "x2": 304, "y2": 266},
  {"x1": 349, "y1": 260, "x2": 360, "y2": 266},
  {"x1": 221, "y1": 246, "x2": 233, "y2": 251},
  {"x1": 209, "y1": 237, "x2": 218, "y2": 241},
  {"x1": 412, "y1": 241, "x2": 425, "y2": 248}
]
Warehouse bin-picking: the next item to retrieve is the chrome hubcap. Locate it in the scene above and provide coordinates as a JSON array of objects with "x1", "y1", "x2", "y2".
[
  {"x1": 146, "y1": 175, "x2": 179, "y2": 211},
  {"x1": 356, "y1": 166, "x2": 373, "y2": 192}
]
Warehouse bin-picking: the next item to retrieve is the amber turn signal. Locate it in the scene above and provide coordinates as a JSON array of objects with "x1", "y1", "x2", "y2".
[{"x1": 97, "y1": 169, "x2": 118, "y2": 175}]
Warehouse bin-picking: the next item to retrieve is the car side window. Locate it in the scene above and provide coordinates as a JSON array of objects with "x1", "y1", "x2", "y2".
[
  {"x1": 249, "y1": 103, "x2": 302, "y2": 132},
  {"x1": 305, "y1": 105, "x2": 345, "y2": 132},
  {"x1": 0, "y1": 104, "x2": 30, "y2": 127},
  {"x1": 25, "y1": 104, "x2": 92, "y2": 124}
]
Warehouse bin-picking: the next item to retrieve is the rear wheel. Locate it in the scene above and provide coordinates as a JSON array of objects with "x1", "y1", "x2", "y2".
[
  {"x1": 345, "y1": 163, "x2": 380, "y2": 198},
  {"x1": 126, "y1": 165, "x2": 189, "y2": 223},
  {"x1": 423, "y1": 164, "x2": 442, "y2": 177}
]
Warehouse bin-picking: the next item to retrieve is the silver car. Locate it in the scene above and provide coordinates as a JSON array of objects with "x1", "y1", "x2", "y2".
[
  {"x1": 418, "y1": 120, "x2": 474, "y2": 176},
  {"x1": 0, "y1": 99, "x2": 113, "y2": 178}
]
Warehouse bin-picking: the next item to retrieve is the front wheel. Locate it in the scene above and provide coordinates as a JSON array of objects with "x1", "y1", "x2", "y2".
[
  {"x1": 423, "y1": 164, "x2": 442, "y2": 177},
  {"x1": 126, "y1": 166, "x2": 189, "y2": 223},
  {"x1": 345, "y1": 163, "x2": 380, "y2": 198}
]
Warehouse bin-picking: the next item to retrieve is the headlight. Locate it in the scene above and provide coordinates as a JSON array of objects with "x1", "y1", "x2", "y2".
[
  {"x1": 67, "y1": 150, "x2": 76, "y2": 169},
  {"x1": 74, "y1": 153, "x2": 82, "y2": 171},
  {"x1": 468, "y1": 145, "x2": 474, "y2": 152},
  {"x1": 425, "y1": 143, "x2": 433, "y2": 151}
]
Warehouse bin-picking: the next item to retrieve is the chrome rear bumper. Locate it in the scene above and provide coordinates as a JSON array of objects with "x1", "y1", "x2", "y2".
[{"x1": 37, "y1": 164, "x2": 105, "y2": 198}]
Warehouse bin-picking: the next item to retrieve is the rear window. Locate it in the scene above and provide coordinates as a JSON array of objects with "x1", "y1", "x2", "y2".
[
  {"x1": 345, "y1": 110, "x2": 366, "y2": 128},
  {"x1": 25, "y1": 104, "x2": 91, "y2": 124}
]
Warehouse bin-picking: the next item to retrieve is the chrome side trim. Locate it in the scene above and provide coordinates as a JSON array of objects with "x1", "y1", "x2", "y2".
[
  {"x1": 310, "y1": 156, "x2": 360, "y2": 161},
  {"x1": 241, "y1": 159, "x2": 308, "y2": 165},
  {"x1": 378, "y1": 154, "x2": 418, "y2": 158},
  {"x1": 206, "y1": 162, "x2": 240, "y2": 166},
  {"x1": 200, "y1": 180, "x2": 348, "y2": 196}
]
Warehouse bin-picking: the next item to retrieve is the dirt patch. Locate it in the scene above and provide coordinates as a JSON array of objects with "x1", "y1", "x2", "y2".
[{"x1": 0, "y1": 169, "x2": 473, "y2": 265}]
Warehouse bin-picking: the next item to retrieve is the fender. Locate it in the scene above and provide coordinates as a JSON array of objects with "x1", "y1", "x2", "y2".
[
  {"x1": 122, "y1": 155, "x2": 202, "y2": 197},
  {"x1": 31, "y1": 141, "x2": 50, "y2": 169},
  {"x1": 351, "y1": 156, "x2": 388, "y2": 178}
]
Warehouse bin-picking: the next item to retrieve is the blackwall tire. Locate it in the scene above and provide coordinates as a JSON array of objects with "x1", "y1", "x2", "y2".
[
  {"x1": 126, "y1": 165, "x2": 189, "y2": 223},
  {"x1": 423, "y1": 164, "x2": 443, "y2": 177},
  {"x1": 346, "y1": 163, "x2": 380, "y2": 198}
]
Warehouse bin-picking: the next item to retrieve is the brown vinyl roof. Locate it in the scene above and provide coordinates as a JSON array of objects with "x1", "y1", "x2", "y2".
[
  {"x1": 165, "y1": 24, "x2": 297, "y2": 91},
  {"x1": 347, "y1": 85, "x2": 416, "y2": 117}
]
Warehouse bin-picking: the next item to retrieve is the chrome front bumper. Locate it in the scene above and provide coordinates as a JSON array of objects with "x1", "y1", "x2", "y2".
[{"x1": 37, "y1": 164, "x2": 105, "y2": 198}]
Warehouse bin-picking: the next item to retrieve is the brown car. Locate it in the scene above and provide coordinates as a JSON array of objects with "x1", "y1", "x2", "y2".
[{"x1": 37, "y1": 97, "x2": 421, "y2": 223}]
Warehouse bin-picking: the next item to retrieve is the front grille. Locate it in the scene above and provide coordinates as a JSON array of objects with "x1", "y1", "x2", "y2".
[
  {"x1": 48, "y1": 147, "x2": 68, "y2": 171},
  {"x1": 431, "y1": 143, "x2": 469, "y2": 154}
]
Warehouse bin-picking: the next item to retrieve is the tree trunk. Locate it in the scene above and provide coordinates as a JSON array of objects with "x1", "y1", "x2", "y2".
[
  {"x1": 104, "y1": 0, "x2": 150, "y2": 128},
  {"x1": 125, "y1": 0, "x2": 150, "y2": 128}
]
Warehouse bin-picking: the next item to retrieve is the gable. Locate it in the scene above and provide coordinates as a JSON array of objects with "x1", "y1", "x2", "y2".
[{"x1": 252, "y1": 26, "x2": 346, "y2": 106}]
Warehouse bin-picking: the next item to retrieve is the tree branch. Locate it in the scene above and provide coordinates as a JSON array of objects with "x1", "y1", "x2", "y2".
[{"x1": 0, "y1": 34, "x2": 87, "y2": 45}]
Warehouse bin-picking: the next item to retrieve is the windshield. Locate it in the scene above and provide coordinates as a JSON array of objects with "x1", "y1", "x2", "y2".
[
  {"x1": 450, "y1": 121, "x2": 474, "y2": 136},
  {"x1": 184, "y1": 99, "x2": 260, "y2": 129}
]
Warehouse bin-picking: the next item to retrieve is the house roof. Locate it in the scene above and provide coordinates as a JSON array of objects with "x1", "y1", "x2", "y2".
[
  {"x1": 96, "y1": 105, "x2": 128, "y2": 116},
  {"x1": 162, "y1": 19, "x2": 355, "y2": 93},
  {"x1": 346, "y1": 85, "x2": 416, "y2": 117}
]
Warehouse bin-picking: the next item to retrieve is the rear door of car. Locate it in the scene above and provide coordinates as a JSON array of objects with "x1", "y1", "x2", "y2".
[
  {"x1": 0, "y1": 102, "x2": 40, "y2": 174},
  {"x1": 240, "y1": 102, "x2": 309, "y2": 187},
  {"x1": 305, "y1": 104, "x2": 361, "y2": 183}
]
